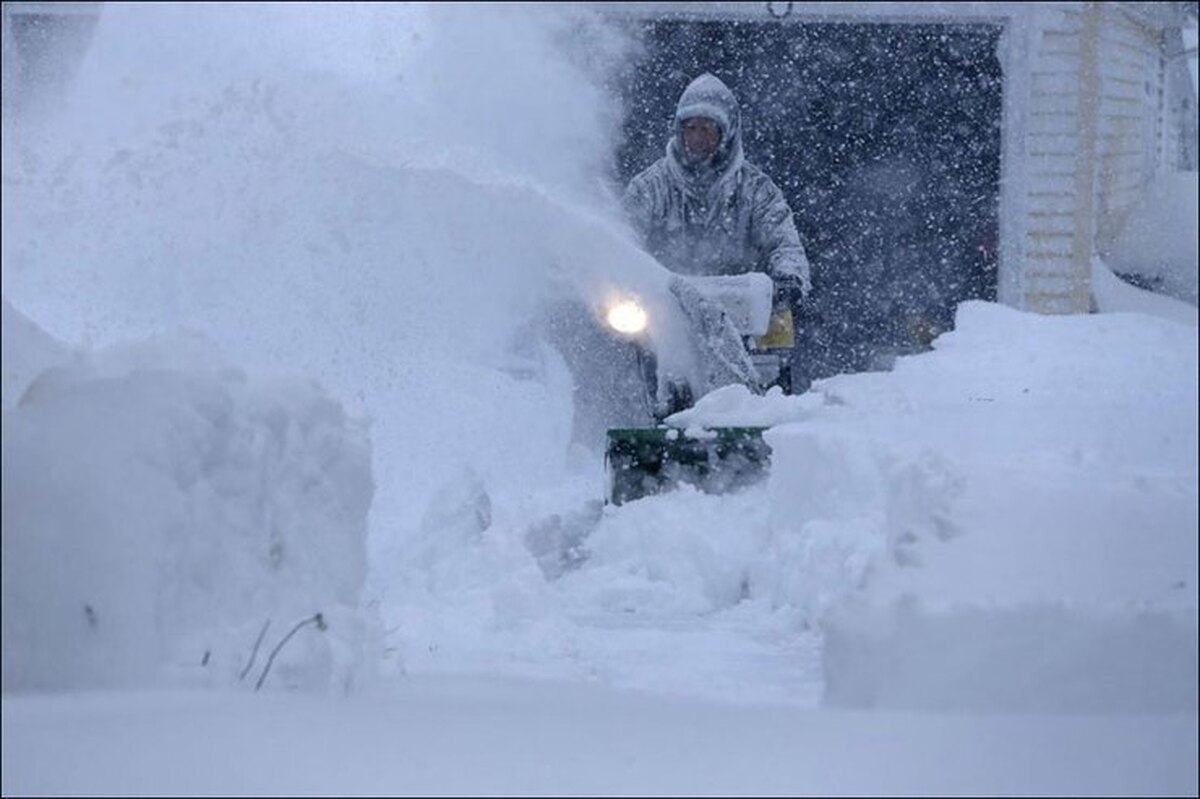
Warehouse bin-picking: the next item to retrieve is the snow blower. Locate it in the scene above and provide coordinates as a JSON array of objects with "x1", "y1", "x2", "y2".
[{"x1": 601, "y1": 272, "x2": 795, "y2": 505}]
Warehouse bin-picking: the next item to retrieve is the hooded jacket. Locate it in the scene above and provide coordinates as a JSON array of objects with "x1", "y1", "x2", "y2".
[{"x1": 622, "y1": 74, "x2": 810, "y2": 297}]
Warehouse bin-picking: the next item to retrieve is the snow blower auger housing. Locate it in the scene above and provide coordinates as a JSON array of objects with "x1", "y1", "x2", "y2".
[
  {"x1": 606, "y1": 425, "x2": 772, "y2": 505},
  {"x1": 602, "y1": 273, "x2": 794, "y2": 505}
]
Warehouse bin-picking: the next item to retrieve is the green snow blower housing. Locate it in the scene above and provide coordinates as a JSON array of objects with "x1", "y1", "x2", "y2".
[{"x1": 605, "y1": 425, "x2": 772, "y2": 505}]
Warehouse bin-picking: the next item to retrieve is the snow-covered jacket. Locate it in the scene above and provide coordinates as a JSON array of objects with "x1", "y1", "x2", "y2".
[{"x1": 623, "y1": 73, "x2": 811, "y2": 297}]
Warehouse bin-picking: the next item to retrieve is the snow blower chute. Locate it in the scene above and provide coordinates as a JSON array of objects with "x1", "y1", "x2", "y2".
[{"x1": 601, "y1": 272, "x2": 795, "y2": 505}]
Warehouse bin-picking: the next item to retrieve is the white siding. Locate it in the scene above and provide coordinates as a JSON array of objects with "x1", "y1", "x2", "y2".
[
  {"x1": 1021, "y1": 4, "x2": 1088, "y2": 313},
  {"x1": 1016, "y1": 1, "x2": 1176, "y2": 314}
]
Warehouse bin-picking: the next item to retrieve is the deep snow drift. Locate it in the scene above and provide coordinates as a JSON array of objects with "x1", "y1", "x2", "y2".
[
  {"x1": 1106, "y1": 171, "x2": 1199, "y2": 306},
  {"x1": 2, "y1": 311, "x2": 376, "y2": 693}
]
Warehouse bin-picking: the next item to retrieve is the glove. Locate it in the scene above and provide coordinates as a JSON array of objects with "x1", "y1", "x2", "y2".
[{"x1": 772, "y1": 275, "x2": 807, "y2": 309}]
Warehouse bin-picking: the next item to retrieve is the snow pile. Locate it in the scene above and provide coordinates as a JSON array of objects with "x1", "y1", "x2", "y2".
[
  {"x1": 1, "y1": 297, "x2": 71, "y2": 409},
  {"x1": 1106, "y1": 171, "x2": 1199, "y2": 306},
  {"x1": 1, "y1": 314, "x2": 376, "y2": 694},
  {"x1": 666, "y1": 383, "x2": 825, "y2": 429},
  {"x1": 1093, "y1": 254, "x2": 1199, "y2": 326},
  {"x1": 765, "y1": 301, "x2": 1199, "y2": 713}
]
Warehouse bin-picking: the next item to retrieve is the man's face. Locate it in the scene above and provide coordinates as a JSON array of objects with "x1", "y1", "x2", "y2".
[{"x1": 680, "y1": 116, "x2": 722, "y2": 162}]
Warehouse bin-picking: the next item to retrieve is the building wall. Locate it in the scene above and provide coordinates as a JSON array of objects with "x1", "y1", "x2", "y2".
[
  {"x1": 1020, "y1": 3, "x2": 1095, "y2": 313},
  {"x1": 1018, "y1": 2, "x2": 1183, "y2": 313}
]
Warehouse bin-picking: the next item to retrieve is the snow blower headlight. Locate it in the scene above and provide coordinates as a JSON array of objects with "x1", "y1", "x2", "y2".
[{"x1": 605, "y1": 299, "x2": 648, "y2": 336}]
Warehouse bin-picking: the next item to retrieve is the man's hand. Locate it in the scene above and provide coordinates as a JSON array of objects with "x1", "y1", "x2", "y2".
[{"x1": 772, "y1": 275, "x2": 807, "y2": 309}]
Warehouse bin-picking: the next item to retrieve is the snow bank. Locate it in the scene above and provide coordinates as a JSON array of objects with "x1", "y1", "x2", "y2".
[
  {"x1": 1106, "y1": 171, "x2": 1199, "y2": 306},
  {"x1": 775, "y1": 301, "x2": 1200, "y2": 713},
  {"x1": 655, "y1": 300, "x2": 1198, "y2": 711},
  {"x1": 1, "y1": 328, "x2": 376, "y2": 694},
  {"x1": 823, "y1": 599, "x2": 1197, "y2": 714},
  {"x1": 1093, "y1": 255, "x2": 1199, "y2": 326},
  {"x1": 1, "y1": 296, "x2": 71, "y2": 409}
]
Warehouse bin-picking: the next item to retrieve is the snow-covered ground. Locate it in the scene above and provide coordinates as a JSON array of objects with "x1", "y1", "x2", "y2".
[
  {"x1": 3, "y1": 4, "x2": 1197, "y2": 795},
  {"x1": 4, "y1": 676, "x2": 1195, "y2": 797}
]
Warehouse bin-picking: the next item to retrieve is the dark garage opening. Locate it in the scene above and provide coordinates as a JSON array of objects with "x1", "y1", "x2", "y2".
[{"x1": 613, "y1": 19, "x2": 1003, "y2": 388}]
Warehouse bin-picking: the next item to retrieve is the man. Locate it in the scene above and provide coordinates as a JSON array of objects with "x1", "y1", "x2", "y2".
[{"x1": 622, "y1": 72, "x2": 811, "y2": 310}]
